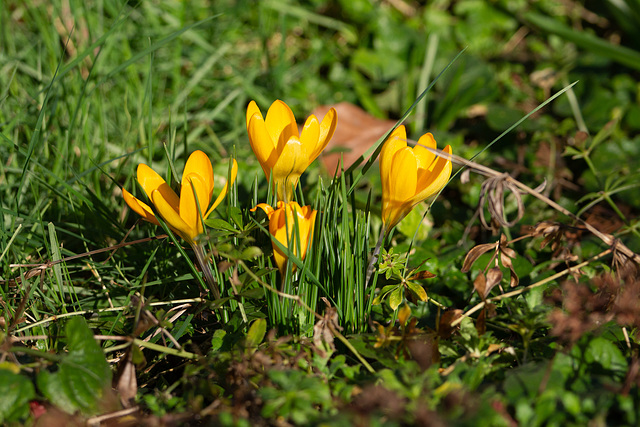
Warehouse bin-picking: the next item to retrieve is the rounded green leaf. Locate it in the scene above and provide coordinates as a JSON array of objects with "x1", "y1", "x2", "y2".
[
  {"x1": 0, "y1": 370, "x2": 35, "y2": 423},
  {"x1": 389, "y1": 287, "x2": 403, "y2": 311},
  {"x1": 36, "y1": 317, "x2": 112, "y2": 415}
]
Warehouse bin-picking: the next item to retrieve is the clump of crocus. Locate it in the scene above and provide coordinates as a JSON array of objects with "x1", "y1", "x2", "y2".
[
  {"x1": 379, "y1": 125, "x2": 452, "y2": 233},
  {"x1": 123, "y1": 150, "x2": 237, "y2": 298},
  {"x1": 252, "y1": 201, "x2": 317, "y2": 276},
  {"x1": 246, "y1": 100, "x2": 337, "y2": 202}
]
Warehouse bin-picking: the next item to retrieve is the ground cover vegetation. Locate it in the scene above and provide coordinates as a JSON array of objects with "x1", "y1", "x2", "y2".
[{"x1": 1, "y1": 0, "x2": 640, "y2": 425}]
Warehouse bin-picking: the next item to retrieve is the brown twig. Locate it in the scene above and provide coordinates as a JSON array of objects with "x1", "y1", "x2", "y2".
[
  {"x1": 2, "y1": 234, "x2": 169, "y2": 287},
  {"x1": 415, "y1": 143, "x2": 640, "y2": 264},
  {"x1": 451, "y1": 248, "x2": 613, "y2": 327}
]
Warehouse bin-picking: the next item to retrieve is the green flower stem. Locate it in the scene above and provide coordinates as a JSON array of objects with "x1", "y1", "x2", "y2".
[
  {"x1": 192, "y1": 243, "x2": 221, "y2": 300},
  {"x1": 365, "y1": 229, "x2": 386, "y2": 288},
  {"x1": 132, "y1": 338, "x2": 198, "y2": 359}
]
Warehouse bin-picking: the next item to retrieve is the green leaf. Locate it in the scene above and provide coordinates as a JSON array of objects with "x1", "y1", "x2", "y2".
[
  {"x1": 395, "y1": 204, "x2": 432, "y2": 240},
  {"x1": 241, "y1": 246, "x2": 263, "y2": 260},
  {"x1": 205, "y1": 218, "x2": 237, "y2": 233},
  {"x1": 406, "y1": 281, "x2": 428, "y2": 302},
  {"x1": 210, "y1": 329, "x2": 227, "y2": 352},
  {"x1": 379, "y1": 284, "x2": 398, "y2": 295},
  {"x1": 389, "y1": 287, "x2": 403, "y2": 311},
  {"x1": 228, "y1": 206, "x2": 244, "y2": 229},
  {"x1": 0, "y1": 370, "x2": 35, "y2": 423},
  {"x1": 245, "y1": 318, "x2": 267, "y2": 351},
  {"x1": 584, "y1": 336, "x2": 627, "y2": 373},
  {"x1": 37, "y1": 317, "x2": 112, "y2": 415}
]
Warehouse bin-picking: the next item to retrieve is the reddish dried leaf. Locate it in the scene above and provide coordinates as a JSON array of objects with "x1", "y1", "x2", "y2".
[
  {"x1": 311, "y1": 102, "x2": 397, "y2": 174},
  {"x1": 409, "y1": 270, "x2": 437, "y2": 280},
  {"x1": 534, "y1": 221, "x2": 560, "y2": 236},
  {"x1": 540, "y1": 234, "x2": 556, "y2": 250}
]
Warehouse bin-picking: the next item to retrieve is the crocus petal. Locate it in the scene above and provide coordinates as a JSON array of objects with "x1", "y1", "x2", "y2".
[
  {"x1": 265, "y1": 100, "x2": 297, "y2": 152},
  {"x1": 251, "y1": 202, "x2": 275, "y2": 217},
  {"x1": 380, "y1": 126, "x2": 407, "y2": 192},
  {"x1": 299, "y1": 114, "x2": 320, "y2": 165},
  {"x1": 246, "y1": 100, "x2": 338, "y2": 202},
  {"x1": 272, "y1": 137, "x2": 305, "y2": 201},
  {"x1": 273, "y1": 138, "x2": 306, "y2": 176},
  {"x1": 248, "y1": 114, "x2": 276, "y2": 177},
  {"x1": 379, "y1": 127, "x2": 453, "y2": 231},
  {"x1": 297, "y1": 206, "x2": 317, "y2": 261},
  {"x1": 137, "y1": 164, "x2": 180, "y2": 213},
  {"x1": 316, "y1": 107, "x2": 337, "y2": 156},
  {"x1": 413, "y1": 145, "x2": 452, "y2": 202},
  {"x1": 389, "y1": 148, "x2": 418, "y2": 203},
  {"x1": 124, "y1": 151, "x2": 237, "y2": 248},
  {"x1": 270, "y1": 207, "x2": 289, "y2": 275},
  {"x1": 151, "y1": 189, "x2": 195, "y2": 243},
  {"x1": 256, "y1": 201, "x2": 316, "y2": 275},
  {"x1": 179, "y1": 173, "x2": 209, "y2": 236},
  {"x1": 206, "y1": 159, "x2": 238, "y2": 218},
  {"x1": 183, "y1": 150, "x2": 214, "y2": 198},
  {"x1": 123, "y1": 188, "x2": 161, "y2": 226},
  {"x1": 414, "y1": 133, "x2": 437, "y2": 171},
  {"x1": 246, "y1": 100, "x2": 263, "y2": 129}
]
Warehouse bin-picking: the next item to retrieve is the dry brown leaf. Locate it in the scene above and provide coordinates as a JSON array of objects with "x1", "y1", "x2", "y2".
[
  {"x1": 409, "y1": 270, "x2": 437, "y2": 280},
  {"x1": 460, "y1": 168, "x2": 471, "y2": 184},
  {"x1": 476, "y1": 307, "x2": 486, "y2": 335},
  {"x1": 313, "y1": 298, "x2": 343, "y2": 358},
  {"x1": 310, "y1": 102, "x2": 397, "y2": 174},
  {"x1": 478, "y1": 175, "x2": 525, "y2": 232},
  {"x1": 439, "y1": 309, "x2": 463, "y2": 339},
  {"x1": 461, "y1": 242, "x2": 497, "y2": 273},
  {"x1": 509, "y1": 265, "x2": 519, "y2": 288},
  {"x1": 474, "y1": 273, "x2": 486, "y2": 300},
  {"x1": 114, "y1": 348, "x2": 138, "y2": 408},
  {"x1": 485, "y1": 267, "x2": 504, "y2": 298},
  {"x1": 406, "y1": 335, "x2": 439, "y2": 371},
  {"x1": 500, "y1": 252, "x2": 513, "y2": 270}
]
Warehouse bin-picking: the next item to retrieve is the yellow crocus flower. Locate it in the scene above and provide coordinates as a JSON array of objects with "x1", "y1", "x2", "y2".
[
  {"x1": 380, "y1": 125, "x2": 452, "y2": 233},
  {"x1": 246, "y1": 100, "x2": 337, "y2": 201},
  {"x1": 123, "y1": 150, "x2": 238, "y2": 245},
  {"x1": 252, "y1": 201, "x2": 317, "y2": 275}
]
